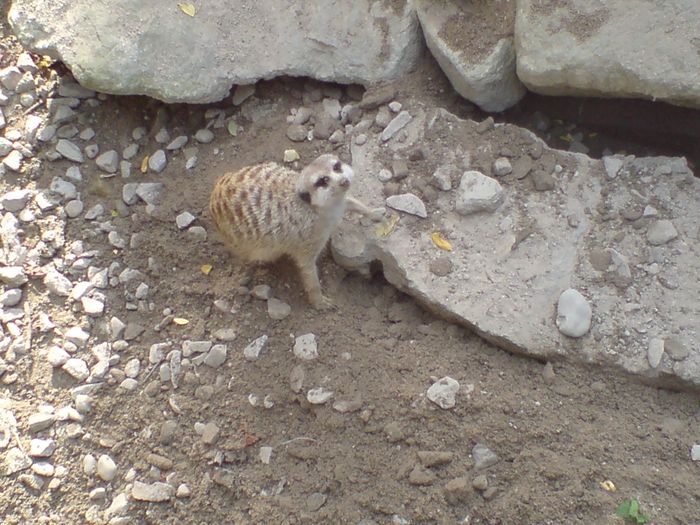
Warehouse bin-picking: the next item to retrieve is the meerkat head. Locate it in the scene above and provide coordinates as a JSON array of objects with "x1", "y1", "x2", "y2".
[{"x1": 296, "y1": 154, "x2": 353, "y2": 212}]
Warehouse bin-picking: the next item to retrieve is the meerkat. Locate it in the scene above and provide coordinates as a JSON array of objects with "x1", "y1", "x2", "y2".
[{"x1": 209, "y1": 153, "x2": 381, "y2": 309}]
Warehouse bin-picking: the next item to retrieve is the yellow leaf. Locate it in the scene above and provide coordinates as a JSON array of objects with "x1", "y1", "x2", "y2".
[
  {"x1": 559, "y1": 133, "x2": 573, "y2": 143},
  {"x1": 430, "y1": 232, "x2": 453, "y2": 251},
  {"x1": 173, "y1": 318, "x2": 189, "y2": 325},
  {"x1": 38, "y1": 56, "x2": 53, "y2": 69},
  {"x1": 200, "y1": 264, "x2": 213, "y2": 275},
  {"x1": 140, "y1": 156, "x2": 149, "y2": 173},
  {"x1": 588, "y1": 132, "x2": 598, "y2": 138},
  {"x1": 599, "y1": 480, "x2": 616, "y2": 492},
  {"x1": 111, "y1": 210, "x2": 119, "y2": 217},
  {"x1": 283, "y1": 149, "x2": 300, "y2": 163},
  {"x1": 375, "y1": 213, "x2": 400, "y2": 238},
  {"x1": 178, "y1": 3, "x2": 196, "y2": 16}
]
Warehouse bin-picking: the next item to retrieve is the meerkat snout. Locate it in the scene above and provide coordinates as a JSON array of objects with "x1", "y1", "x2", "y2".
[{"x1": 209, "y1": 153, "x2": 384, "y2": 309}]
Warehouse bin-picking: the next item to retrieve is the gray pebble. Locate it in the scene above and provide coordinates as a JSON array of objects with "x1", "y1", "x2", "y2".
[
  {"x1": 65, "y1": 200, "x2": 84, "y2": 218},
  {"x1": 293, "y1": 333, "x2": 318, "y2": 360},
  {"x1": 44, "y1": 270, "x2": 72, "y2": 296},
  {"x1": 455, "y1": 171, "x2": 504, "y2": 215},
  {"x1": 84, "y1": 204, "x2": 104, "y2": 220},
  {"x1": 381, "y1": 111, "x2": 411, "y2": 141},
  {"x1": 556, "y1": 288, "x2": 592, "y2": 338},
  {"x1": 204, "y1": 344, "x2": 227, "y2": 368},
  {"x1": 386, "y1": 193, "x2": 427, "y2": 218},
  {"x1": 0, "y1": 288, "x2": 22, "y2": 307},
  {"x1": 96, "y1": 150, "x2": 120, "y2": 173},
  {"x1": 29, "y1": 438, "x2": 56, "y2": 458},
  {"x1": 187, "y1": 226, "x2": 207, "y2": 241},
  {"x1": 286, "y1": 124, "x2": 308, "y2": 142},
  {"x1": 176, "y1": 211, "x2": 196, "y2": 230},
  {"x1": 647, "y1": 338, "x2": 664, "y2": 368},
  {"x1": 62, "y1": 358, "x2": 90, "y2": 381},
  {"x1": 268, "y1": 298, "x2": 291, "y2": 320},
  {"x1": 252, "y1": 284, "x2": 273, "y2": 300},
  {"x1": 492, "y1": 157, "x2": 512, "y2": 176},
  {"x1": 84, "y1": 144, "x2": 99, "y2": 159},
  {"x1": 194, "y1": 128, "x2": 214, "y2": 143},
  {"x1": 148, "y1": 150, "x2": 167, "y2": 173},
  {"x1": 131, "y1": 481, "x2": 174, "y2": 502},
  {"x1": 1, "y1": 189, "x2": 32, "y2": 212},
  {"x1": 122, "y1": 143, "x2": 139, "y2": 160},
  {"x1": 37, "y1": 125, "x2": 57, "y2": 142},
  {"x1": 55, "y1": 139, "x2": 83, "y2": 162},
  {"x1": 647, "y1": 220, "x2": 678, "y2": 245},
  {"x1": 166, "y1": 135, "x2": 188, "y2": 151},
  {"x1": 244, "y1": 335, "x2": 268, "y2": 360},
  {"x1": 472, "y1": 444, "x2": 499, "y2": 470},
  {"x1": 154, "y1": 128, "x2": 170, "y2": 144},
  {"x1": 79, "y1": 127, "x2": 96, "y2": 141},
  {"x1": 232, "y1": 84, "x2": 255, "y2": 105},
  {"x1": 426, "y1": 376, "x2": 459, "y2": 409},
  {"x1": 3, "y1": 150, "x2": 23, "y2": 171},
  {"x1": 306, "y1": 387, "x2": 333, "y2": 404}
]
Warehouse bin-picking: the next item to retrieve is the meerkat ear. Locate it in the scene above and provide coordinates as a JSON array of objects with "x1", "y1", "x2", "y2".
[{"x1": 299, "y1": 191, "x2": 311, "y2": 204}]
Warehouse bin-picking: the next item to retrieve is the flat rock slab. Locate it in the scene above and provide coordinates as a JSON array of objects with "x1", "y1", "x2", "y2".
[
  {"x1": 333, "y1": 107, "x2": 700, "y2": 388},
  {"x1": 515, "y1": 0, "x2": 700, "y2": 109},
  {"x1": 9, "y1": 0, "x2": 422, "y2": 103},
  {"x1": 415, "y1": 0, "x2": 525, "y2": 112}
]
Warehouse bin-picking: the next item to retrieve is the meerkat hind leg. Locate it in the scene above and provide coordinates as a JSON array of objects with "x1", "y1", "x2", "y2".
[
  {"x1": 346, "y1": 196, "x2": 386, "y2": 222},
  {"x1": 294, "y1": 254, "x2": 334, "y2": 310}
]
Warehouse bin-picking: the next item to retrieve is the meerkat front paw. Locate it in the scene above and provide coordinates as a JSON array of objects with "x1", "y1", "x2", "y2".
[
  {"x1": 310, "y1": 294, "x2": 336, "y2": 310},
  {"x1": 367, "y1": 206, "x2": 386, "y2": 222}
]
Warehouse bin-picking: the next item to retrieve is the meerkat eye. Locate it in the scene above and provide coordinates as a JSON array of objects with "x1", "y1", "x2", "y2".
[
  {"x1": 332, "y1": 161, "x2": 343, "y2": 173},
  {"x1": 314, "y1": 176, "x2": 329, "y2": 188}
]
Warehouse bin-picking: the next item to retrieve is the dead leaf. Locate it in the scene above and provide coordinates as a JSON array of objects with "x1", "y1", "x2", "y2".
[
  {"x1": 430, "y1": 232, "x2": 453, "y2": 251},
  {"x1": 140, "y1": 156, "x2": 149, "y2": 173},
  {"x1": 178, "y1": 3, "x2": 196, "y2": 16},
  {"x1": 200, "y1": 264, "x2": 212, "y2": 276},
  {"x1": 172, "y1": 318, "x2": 189, "y2": 326},
  {"x1": 375, "y1": 213, "x2": 400, "y2": 238},
  {"x1": 600, "y1": 480, "x2": 616, "y2": 492},
  {"x1": 283, "y1": 149, "x2": 300, "y2": 163}
]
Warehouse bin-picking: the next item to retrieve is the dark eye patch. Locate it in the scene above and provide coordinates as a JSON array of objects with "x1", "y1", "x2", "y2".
[
  {"x1": 332, "y1": 161, "x2": 342, "y2": 173},
  {"x1": 314, "y1": 175, "x2": 329, "y2": 188}
]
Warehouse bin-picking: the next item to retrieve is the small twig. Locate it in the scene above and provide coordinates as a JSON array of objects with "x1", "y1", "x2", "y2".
[
  {"x1": 22, "y1": 100, "x2": 44, "y2": 116},
  {"x1": 23, "y1": 302, "x2": 32, "y2": 354}
]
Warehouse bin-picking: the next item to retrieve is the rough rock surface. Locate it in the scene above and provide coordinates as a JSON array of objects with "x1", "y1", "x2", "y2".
[
  {"x1": 332, "y1": 106, "x2": 700, "y2": 387},
  {"x1": 515, "y1": 0, "x2": 700, "y2": 108},
  {"x1": 8, "y1": 0, "x2": 423, "y2": 103},
  {"x1": 415, "y1": 0, "x2": 525, "y2": 112}
]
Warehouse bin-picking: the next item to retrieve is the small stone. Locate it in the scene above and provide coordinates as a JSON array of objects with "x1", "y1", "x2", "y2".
[
  {"x1": 64, "y1": 200, "x2": 84, "y2": 218},
  {"x1": 0, "y1": 266, "x2": 27, "y2": 287},
  {"x1": 131, "y1": 481, "x2": 175, "y2": 502},
  {"x1": 181, "y1": 340, "x2": 211, "y2": 357},
  {"x1": 159, "y1": 421, "x2": 178, "y2": 444},
  {"x1": 201, "y1": 422, "x2": 220, "y2": 445},
  {"x1": 388, "y1": 101, "x2": 402, "y2": 113},
  {"x1": 108, "y1": 231, "x2": 126, "y2": 249},
  {"x1": 148, "y1": 150, "x2": 167, "y2": 173},
  {"x1": 175, "y1": 211, "x2": 196, "y2": 230},
  {"x1": 252, "y1": 284, "x2": 273, "y2": 299},
  {"x1": 289, "y1": 365, "x2": 305, "y2": 393},
  {"x1": 146, "y1": 453, "x2": 173, "y2": 470},
  {"x1": 83, "y1": 454, "x2": 97, "y2": 475},
  {"x1": 381, "y1": 111, "x2": 411, "y2": 141},
  {"x1": 55, "y1": 139, "x2": 84, "y2": 162},
  {"x1": 0, "y1": 66, "x2": 22, "y2": 90},
  {"x1": 32, "y1": 462, "x2": 55, "y2": 478},
  {"x1": 354, "y1": 133, "x2": 367, "y2": 145},
  {"x1": 472, "y1": 475, "x2": 488, "y2": 491},
  {"x1": 96, "y1": 150, "x2": 120, "y2": 173},
  {"x1": 691, "y1": 444, "x2": 700, "y2": 462},
  {"x1": 444, "y1": 477, "x2": 472, "y2": 504},
  {"x1": 259, "y1": 446, "x2": 273, "y2": 465},
  {"x1": 4, "y1": 447, "x2": 32, "y2": 475},
  {"x1": 307, "y1": 387, "x2": 333, "y2": 404},
  {"x1": 56, "y1": 124, "x2": 79, "y2": 138},
  {"x1": 543, "y1": 362, "x2": 556, "y2": 384},
  {"x1": 2, "y1": 150, "x2": 23, "y2": 171},
  {"x1": 417, "y1": 451, "x2": 454, "y2": 467},
  {"x1": 79, "y1": 127, "x2": 96, "y2": 141},
  {"x1": 65, "y1": 326, "x2": 90, "y2": 347},
  {"x1": 47, "y1": 346, "x2": 70, "y2": 367},
  {"x1": 58, "y1": 82, "x2": 95, "y2": 98},
  {"x1": 429, "y1": 257, "x2": 453, "y2": 277},
  {"x1": 243, "y1": 335, "x2": 268, "y2": 360},
  {"x1": 97, "y1": 454, "x2": 117, "y2": 481},
  {"x1": 204, "y1": 344, "x2": 227, "y2": 368},
  {"x1": 84, "y1": 144, "x2": 99, "y2": 159},
  {"x1": 426, "y1": 376, "x2": 459, "y2": 409},
  {"x1": 37, "y1": 125, "x2": 57, "y2": 142},
  {"x1": 50, "y1": 177, "x2": 77, "y2": 200},
  {"x1": 306, "y1": 492, "x2": 328, "y2": 512},
  {"x1": 664, "y1": 338, "x2": 689, "y2": 361},
  {"x1": 603, "y1": 156, "x2": 624, "y2": 178},
  {"x1": 154, "y1": 128, "x2": 170, "y2": 143},
  {"x1": 268, "y1": 298, "x2": 291, "y2": 320},
  {"x1": 194, "y1": 129, "x2": 214, "y2": 143},
  {"x1": 44, "y1": 270, "x2": 72, "y2": 296},
  {"x1": 431, "y1": 166, "x2": 453, "y2": 191},
  {"x1": 492, "y1": 157, "x2": 512, "y2": 176},
  {"x1": 176, "y1": 483, "x2": 192, "y2": 498},
  {"x1": 328, "y1": 130, "x2": 345, "y2": 144},
  {"x1": 293, "y1": 333, "x2": 318, "y2": 360},
  {"x1": 62, "y1": 358, "x2": 90, "y2": 381},
  {"x1": 472, "y1": 444, "x2": 499, "y2": 470},
  {"x1": 1, "y1": 189, "x2": 32, "y2": 212},
  {"x1": 28, "y1": 413, "x2": 55, "y2": 433},
  {"x1": 455, "y1": 171, "x2": 504, "y2": 215},
  {"x1": 232, "y1": 84, "x2": 256, "y2": 105},
  {"x1": 385, "y1": 193, "x2": 427, "y2": 218},
  {"x1": 286, "y1": 124, "x2": 308, "y2": 142},
  {"x1": 408, "y1": 465, "x2": 437, "y2": 486},
  {"x1": 166, "y1": 135, "x2": 188, "y2": 151},
  {"x1": 476, "y1": 117, "x2": 495, "y2": 133},
  {"x1": 0, "y1": 288, "x2": 22, "y2": 307},
  {"x1": 135, "y1": 182, "x2": 164, "y2": 205},
  {"x1": 647, "y1": 220, "x2": 678, "y2": 245},
  {"x1": 82, "y1": 297, "x2": 105, "y2": 316},
  {"x1": 378, "y1": 169, "x2": 393, "y2": 183},
  {"x1": 29, "y1": 438, "x2": 56, "y2": 457},
  {"x1": 532, "y1": 171, "x2": 556, "y2": 191},
  {"x1": 85, "y1": 204, "x2": 104, "y2": 220},
  {"x1": 647, "y1": 338, "x2": 664, "y2": 368},
  {"x1": 556, "y1": 289, "x2": 592, "y2": 338}
]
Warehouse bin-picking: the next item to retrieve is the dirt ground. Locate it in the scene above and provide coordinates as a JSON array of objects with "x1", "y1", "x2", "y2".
[{"x1": 1, "y1": 18, "x2": 699, "y2": 525}]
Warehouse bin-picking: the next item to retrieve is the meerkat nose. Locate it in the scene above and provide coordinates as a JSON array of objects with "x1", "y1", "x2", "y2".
[{"x1": 340, "y1": 177, "x2": 350, "y2": 188}]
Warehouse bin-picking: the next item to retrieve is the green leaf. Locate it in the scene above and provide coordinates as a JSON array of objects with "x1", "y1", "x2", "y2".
[
  {"x1": 629, "y1": 499, "x2": 639, "y2": 517},
  {"x1": 227, "y1": 120, "x2": 239, "y2": 136},
  {"x1": 616, "y1": 499, "x2": 632, "y2": 517}
]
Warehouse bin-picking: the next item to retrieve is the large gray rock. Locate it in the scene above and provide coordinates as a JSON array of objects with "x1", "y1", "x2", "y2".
[
  {"x1": 515, "y1": 0, "x2": 700, "y2": 108},
  {"x1": 333, "y1": 106, "x2": 700, "y2": 388},
  {"x1": 415, "y1": 0, "x2": 525, "y2": 112},
  {"x1": 9, "y1": 0, "x2": 423, "y2": 103}
]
